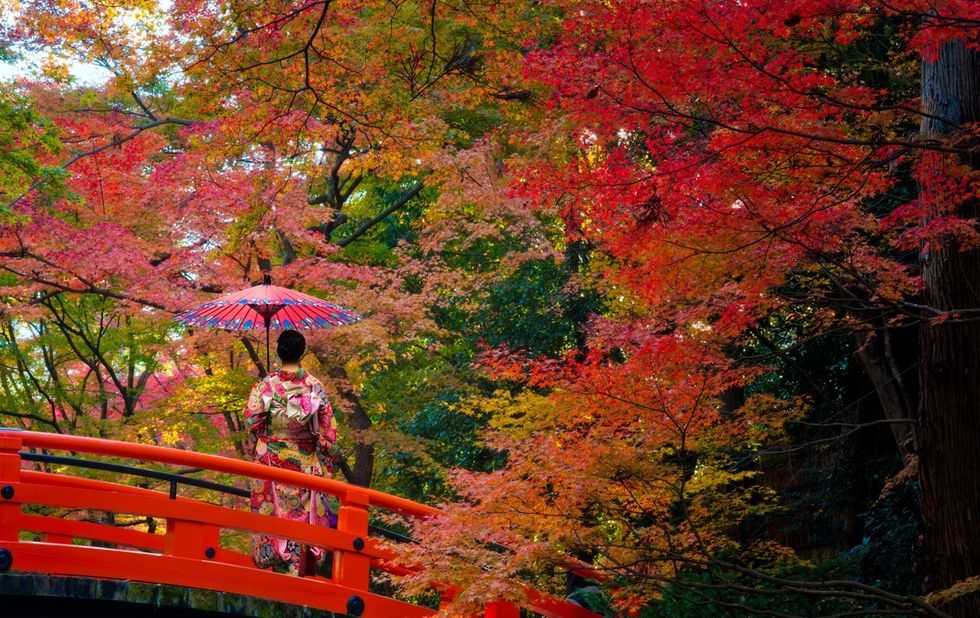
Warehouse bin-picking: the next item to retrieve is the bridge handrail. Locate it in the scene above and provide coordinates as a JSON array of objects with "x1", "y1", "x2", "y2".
[
  {"x1": 1, "y1": 429, "x2": 439, "y2": 518},
  {"x1": 20, "y1": 451, "x2": 252, "y2": 499},
  {"x1": 19, "y1": 451, "x2": 416, "y2": 544}
]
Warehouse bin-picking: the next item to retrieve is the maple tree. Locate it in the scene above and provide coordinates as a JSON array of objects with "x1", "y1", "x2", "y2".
[
  {"x1": 0, "y1": 0, "x2": 514, "y2": 471},
  {"x1": 0, "y1": 0, "x2": 978, "y2": 616},
  {"x1": 395, "y1": 1, "x2": 980, "y2": 616}
]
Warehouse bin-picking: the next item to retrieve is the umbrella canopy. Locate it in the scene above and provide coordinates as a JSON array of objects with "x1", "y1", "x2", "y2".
[
  {"x1": 175, "y1": 278, "x2": 361, "y2": 368},
  {"x1": 176, "y1": 284, "x2": 361, "y2": 331}
]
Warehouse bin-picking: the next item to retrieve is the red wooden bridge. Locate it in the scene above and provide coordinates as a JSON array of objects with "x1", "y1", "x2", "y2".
[{"x1": 0, "y1": 429, "x2": 600, "y2": 617}]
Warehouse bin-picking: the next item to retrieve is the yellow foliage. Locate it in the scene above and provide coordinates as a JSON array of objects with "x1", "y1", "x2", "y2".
[
  {"x1": 453, "y1": 389, "x2": 560, "y2": 436},
  {"x1": 684, "y1": 465, "x2": 759, "y2": 495}
]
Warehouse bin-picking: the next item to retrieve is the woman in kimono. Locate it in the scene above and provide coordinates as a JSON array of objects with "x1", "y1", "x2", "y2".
[{"x1": 243, "y1": 329, "x2": 339, "y2": 575}]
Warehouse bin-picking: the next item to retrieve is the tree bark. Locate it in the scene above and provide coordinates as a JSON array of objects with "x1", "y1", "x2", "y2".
[
  {"x1": 917, "y1": 38, "x2": 980, "y2": 617},
  {"x1": 854, "y1": 328, "x2": 915, "y2": 459},
  {"x1": 326, "y1": 365, "x2": 375, "y2": 487}
]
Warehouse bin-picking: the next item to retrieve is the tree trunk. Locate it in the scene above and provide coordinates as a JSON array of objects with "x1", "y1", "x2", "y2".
[
  {"x1": 917, "y1": 38, "x2": 980, "y2": 617},
  {"x1": 854, "y1": 328, "x2": 914, "y2": 459},
  {"x1": 326, "y1": 365, "x2": 375, "y2": 487}
]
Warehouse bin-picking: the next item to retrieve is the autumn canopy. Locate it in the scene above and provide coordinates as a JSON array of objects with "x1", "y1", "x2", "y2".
[{"x1": 0, "y1": 0, "x2": 978, "y2": 616}]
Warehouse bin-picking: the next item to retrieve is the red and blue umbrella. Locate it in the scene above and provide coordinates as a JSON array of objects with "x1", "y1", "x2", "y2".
[{"x1": 175, "y1": 276, "x2": 361, "y2": 369}]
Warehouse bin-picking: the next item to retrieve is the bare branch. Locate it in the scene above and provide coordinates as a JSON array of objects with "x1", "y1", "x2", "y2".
[{"x1": 337, "y1": 180, "x2": 426, "y2": 247}]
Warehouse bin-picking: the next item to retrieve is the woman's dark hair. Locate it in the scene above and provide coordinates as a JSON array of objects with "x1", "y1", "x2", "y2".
[{"x1": 276, "y1": 329, "x2": 306, "y2": 363}]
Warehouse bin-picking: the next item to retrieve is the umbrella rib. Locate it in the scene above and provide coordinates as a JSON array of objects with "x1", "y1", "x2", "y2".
[
  {"x1": 212, "y1": 301, "x2": 241, "y2": 329},
  {"x1": 297, "y1": 304, "x2": 314, "y2": 329},
  {"x1": 294, "y1": 304, "x2": 317, "y2": 329},
  {"x1": 300, "y1": 306, "x2": 316, "y2": 330},
  {"x1": 280, "y1": 304, "x2": 298, "y2": 330},
  {"x1": 276, "y1": 305, "x2": 291, "y2": 330},
  {"x1": 223, "y1": 300, "x2": 251, "y2": 331},
  {"x1": 294, "y1": 305, "x2": 311, "y2": 329},
  {"x1": 294, "y1": 305, "x2": 313, "y2": 329}
]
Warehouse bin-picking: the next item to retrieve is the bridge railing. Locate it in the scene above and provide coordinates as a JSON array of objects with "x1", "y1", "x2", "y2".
[{"x1": 0, "y1": 429, "x2": 599, "y2": 618}]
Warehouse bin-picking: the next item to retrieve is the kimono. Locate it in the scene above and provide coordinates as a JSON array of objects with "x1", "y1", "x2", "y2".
[{"x1": 244, "y1": 368, "x2": 338, "y2": 574}]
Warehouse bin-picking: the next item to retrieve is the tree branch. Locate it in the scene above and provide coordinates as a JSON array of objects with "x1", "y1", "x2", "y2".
[
  {"x1": 7, "y1": 116, "x2": 196, "y2": 210},
  {"x1": 336, "y1": 180, "x2": 425, "y2": 247},
  {"x1": 240, "y1": 336, "x2": 267, "y2": 378}
]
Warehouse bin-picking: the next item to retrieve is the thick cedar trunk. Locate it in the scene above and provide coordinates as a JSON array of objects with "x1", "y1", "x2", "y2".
[{"x1": 917, "y1": 38, "x2": 980, "y2": 616}]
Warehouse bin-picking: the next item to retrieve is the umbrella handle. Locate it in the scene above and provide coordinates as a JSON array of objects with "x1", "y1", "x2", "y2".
[{"x1": 264, "y1": 318, "x2": 271, "y2": 375}]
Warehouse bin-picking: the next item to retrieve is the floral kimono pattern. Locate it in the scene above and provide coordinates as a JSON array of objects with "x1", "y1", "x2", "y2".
[{"x1": 244, "y1": 369, "x2": 338, "y2": 574}]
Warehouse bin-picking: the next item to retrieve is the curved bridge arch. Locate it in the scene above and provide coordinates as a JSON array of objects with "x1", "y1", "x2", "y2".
[{"x1": 0, "y1": 430, "x2": 599, "y2": 618}]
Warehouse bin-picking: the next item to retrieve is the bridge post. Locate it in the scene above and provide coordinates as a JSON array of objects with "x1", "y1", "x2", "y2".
[
  {"x1": 333, "y1": 488, "x2": 371, "y2": 591},
  {"x1": 165, "y1": 519, "x2": 220, "y2": 562},
  {"x1": 0, "y1": 434, "x2": 22, "y2": 544}
]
